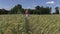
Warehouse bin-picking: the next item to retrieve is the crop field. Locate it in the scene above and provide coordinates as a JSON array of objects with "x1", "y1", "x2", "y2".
[{"x1": 0, "y1": 14, "x2": 60, "y2": 34}]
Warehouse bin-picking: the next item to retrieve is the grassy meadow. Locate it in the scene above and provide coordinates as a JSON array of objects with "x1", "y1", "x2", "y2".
[{"x1": 0, "y1": 14, "x2": 60, "y2": 34}]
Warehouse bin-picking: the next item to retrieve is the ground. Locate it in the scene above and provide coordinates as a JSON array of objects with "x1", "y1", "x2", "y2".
[{"x1": 0, "y1": 14, "x2": 60, "y2": 34}]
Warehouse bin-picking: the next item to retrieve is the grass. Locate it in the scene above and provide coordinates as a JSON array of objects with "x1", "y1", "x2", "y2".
[
  {"x1": 0, "y1": 14, "x2": 60, "y2": 34},
  {"x1": 29, "y1": 15, "x2": 60, "y2": 34},
  {"x1": 0, "y1": 14, "x2": 25, "y2": 34}
]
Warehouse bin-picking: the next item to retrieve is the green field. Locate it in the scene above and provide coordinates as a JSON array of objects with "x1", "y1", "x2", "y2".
[{"x1": 0, "y1": 14, "x2": 60, "y2": 34}]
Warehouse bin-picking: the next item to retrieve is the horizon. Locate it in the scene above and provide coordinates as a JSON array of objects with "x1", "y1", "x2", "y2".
[{"x1": 0, "y1": 0, "x2": 60, "y2": 13}]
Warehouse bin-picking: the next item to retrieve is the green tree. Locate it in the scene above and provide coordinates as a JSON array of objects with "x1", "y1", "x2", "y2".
[
  {"x1": 0, "y1": 9, "x2": 9, "y2": 14},
  {"x1": 55, "y1": 7, "x2": 59, "y2": 14},
  {"x1": 35, "y1": 6, "x2": 51, "y2": 14},
  {"x1": 11, "y1": 4, "x2": 23, "y2": 14},
  {"x1": 35, "y1": 6, "x2": 41, "y2": 14},
  {"x1": 42, "y1": 7, "x2": 51, "y2": 14}
]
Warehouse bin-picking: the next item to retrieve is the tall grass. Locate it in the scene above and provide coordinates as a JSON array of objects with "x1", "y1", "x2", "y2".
[{"x1": 0, "y1": 14, "x2": 60, "y2": 34}]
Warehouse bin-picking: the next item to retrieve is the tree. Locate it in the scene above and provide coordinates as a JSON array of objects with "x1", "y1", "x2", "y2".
[
  {"x1": 0, "y1": 9, "x2": 9, "y2": 14},
  {"x1": 42, "y1": 7, "x2": 51, "y2": 14},
  {"x1": 35, "y1": 6, "x2": 40, "y2": 10},
  {"x1": 35, "y1": 6, "x2": 41, "y2": 14},
  {"x1": 11, "y1": 4, "x2": 23, "y2": 14},
  {"x1": 35, "y1": 6, "x2": 51, "y2": 14},
  {"x1": 55, "y1": 7, "x2": 59, "y2": 14}
]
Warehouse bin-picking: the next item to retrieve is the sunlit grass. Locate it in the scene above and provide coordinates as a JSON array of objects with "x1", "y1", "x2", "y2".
[{"x1": 0, "y1": 14, "x2": 60, "y2": 34}]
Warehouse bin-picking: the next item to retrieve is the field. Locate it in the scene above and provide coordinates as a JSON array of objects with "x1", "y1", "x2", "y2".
[{"x1": 0, "y1": 14, "x2": 60, "y2": 34}]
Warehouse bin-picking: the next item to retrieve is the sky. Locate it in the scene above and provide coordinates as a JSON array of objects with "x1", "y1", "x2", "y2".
[{"x1": 0, "y1": 0, "x2": 60, "y2": 13}]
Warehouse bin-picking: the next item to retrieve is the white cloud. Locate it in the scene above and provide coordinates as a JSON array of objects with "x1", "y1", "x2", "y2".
[{"x1": 46, "y1": 1, "x2": 55, "y2": 4}]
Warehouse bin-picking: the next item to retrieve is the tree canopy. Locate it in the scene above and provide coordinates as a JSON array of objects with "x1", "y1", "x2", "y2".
[
  {"x1": 55, "y1": 7, "x2": 59, "y2": 14},
  {"x1": 0, "y1": 4, "x2": 59, "y2": 15}
]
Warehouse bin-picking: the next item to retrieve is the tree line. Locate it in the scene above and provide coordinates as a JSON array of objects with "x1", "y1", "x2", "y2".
[{"x1": 0, "y1": 4, "x2": 59, "y2": 14}]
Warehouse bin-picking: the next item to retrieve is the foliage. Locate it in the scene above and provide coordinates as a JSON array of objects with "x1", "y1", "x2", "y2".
[
  {"x1": 0, "y1": 14, "x2": 60, "y2": 34},
  {"x1": 55, "y1": 7, "x2": 59, "y2": 14},
  {"x1": 35, "y1": 6, "x2": 51, "y2": 14},
  {"x1": 0, "y1": 4, "x2": 59, "y2": 14},
  {"x1": 11, "y1": 4, "x2": 23, "y2": 14}
]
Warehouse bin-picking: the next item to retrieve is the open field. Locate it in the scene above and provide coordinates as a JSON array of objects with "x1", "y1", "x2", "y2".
[{"x1": 0, "y1": 14, "x2": 60, "y2": 34}]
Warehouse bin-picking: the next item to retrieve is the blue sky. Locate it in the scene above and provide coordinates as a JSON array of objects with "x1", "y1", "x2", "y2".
[{"x1": 0, "y1": 0, "x2": 60, "y2": 12}]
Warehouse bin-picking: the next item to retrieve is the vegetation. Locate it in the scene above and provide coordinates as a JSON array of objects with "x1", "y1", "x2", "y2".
[
  {"x1": 55, "y1": 7, "x2": 59, "y2": 14},
  {"x1": 0, "y1": 14, "x2": 25, "y2": 34},
  {"x1": 0, "y1": 4, "x2": 59, "y2": 14},
  {"x1": 0, "y1": 14, "x2": 60, "y2": 34}
]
